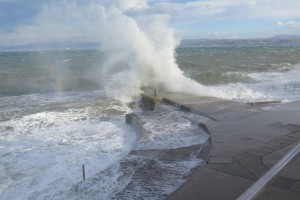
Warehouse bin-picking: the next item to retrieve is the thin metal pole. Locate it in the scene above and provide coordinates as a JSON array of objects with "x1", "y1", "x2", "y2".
[
  {"x1": 237, "y1": 141, "x2": 300, "y2": 200},
  {"x1": 154, "y1": 88, "x2": 158, "y2": 97},
  {"x1": 82, "y1": 164, "x2": 86, "y2": 181}
]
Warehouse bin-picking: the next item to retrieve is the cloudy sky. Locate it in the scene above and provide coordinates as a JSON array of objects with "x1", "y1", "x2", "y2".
[{"x1": 0, "y1": 0, "x2": 300, "y2": 45}]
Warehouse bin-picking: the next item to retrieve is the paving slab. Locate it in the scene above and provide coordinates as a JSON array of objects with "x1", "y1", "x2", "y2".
[
  {"x1": 263, "y1": 143, "x2": 300, "y2": 180},
  {"x1": 272, "y1": 176, "x2": 297, "y2": 189},
  {"x1": 166, "y1": 167, "x2": 253, "y2": 200},
  {"x1": 206, "y1": 161, "x2": 257, "y2": 180},
  {"x1": 235, "y1": 153, "x2": 268, "y2": 178},
  {"x1": 256, "y1": 186, "x2": 300, "y2": 200}
]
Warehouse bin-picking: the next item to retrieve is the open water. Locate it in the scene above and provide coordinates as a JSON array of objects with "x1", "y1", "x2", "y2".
[{"x1": 1, "y1": 45, "x2": 300, "y2": 199}]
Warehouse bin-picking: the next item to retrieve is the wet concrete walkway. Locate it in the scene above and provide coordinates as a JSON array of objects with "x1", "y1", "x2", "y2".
[{"x1": 143, "y1": 92, "x2": 300, "y2": 200}]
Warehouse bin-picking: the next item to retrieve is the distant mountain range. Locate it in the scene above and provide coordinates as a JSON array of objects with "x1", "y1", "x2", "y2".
[
  {"x1": 180, "y1": 35, "x2": 300, "y2": 47},
  {"x1": 1, "y1": 35, "x2": 300, "y2": 51}
]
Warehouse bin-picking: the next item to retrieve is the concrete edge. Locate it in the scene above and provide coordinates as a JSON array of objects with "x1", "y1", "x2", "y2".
[{"x1": 163, "y1": 97, "x2": 218, "y2": 121}]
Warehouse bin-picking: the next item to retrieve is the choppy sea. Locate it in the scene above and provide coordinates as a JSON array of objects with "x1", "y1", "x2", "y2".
[{"x1": 1, "y1": 45, "x2": 300, "y2": 199}]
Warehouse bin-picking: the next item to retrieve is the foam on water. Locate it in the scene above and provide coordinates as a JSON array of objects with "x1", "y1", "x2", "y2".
[
  {"x1": 60, "y1": 157, "x2": 200, "y2": 200},
  {"x1": 136, "y1": 104, "x2": 209, "y2": 150},
  {"x1": 0, "y1": 91, "x2": 209, "y2": 200},
  {"x1": 53, "y1": 104, "x2": 208, "y2": 200},
  {"x1": 211, "y1": 63, "x2": 300, "y2": 102},
  {"x1": 0, "y1": 108, "x2": 137, "y2": 200},
  {"x1": 0, "y1": 90, "x2": 138, "y2": 200}
]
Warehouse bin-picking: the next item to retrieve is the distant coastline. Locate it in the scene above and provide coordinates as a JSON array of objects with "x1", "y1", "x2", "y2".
[
  {"x1": 179, "y1": 35, "x2": 300, "y2": 47},
  {"x1": 1, "y1": 35, "x2": 300, "y2": 51}
]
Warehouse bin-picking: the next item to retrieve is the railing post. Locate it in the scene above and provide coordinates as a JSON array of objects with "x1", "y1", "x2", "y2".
[
  {"x1": 154, "y1": 87, "x2": 158, "y2": 97},
  {"x1": 82, "y1": 164, "x2": 86, "y2": 181}
]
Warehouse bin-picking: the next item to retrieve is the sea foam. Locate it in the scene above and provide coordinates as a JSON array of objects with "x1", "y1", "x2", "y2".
[{"x1": 0, "y1": 108, "x2": 137, "y2": 200}]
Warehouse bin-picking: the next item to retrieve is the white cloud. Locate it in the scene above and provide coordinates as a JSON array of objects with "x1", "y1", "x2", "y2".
[
  {"x1": 1, "y1": 0, "x2": 300, "y2": 44},
  {"x1": 276, "y1": 21, "x2": 284, "y2": 26},
  {"x1": 0, "y1": 0, "x2": 151, "y2": 45},
  {"x1": 149, "y1": 0, "x2": 300, "y2": 19},
  {"x1": 288, "y1": 21, "x2": 300, "y2": 27},
  {"x1": 146, "y1": 0, "x2": 300, "y2": 38},
  {"x1": 277, "y1": 21, "x2": 300, "y2": 28}
]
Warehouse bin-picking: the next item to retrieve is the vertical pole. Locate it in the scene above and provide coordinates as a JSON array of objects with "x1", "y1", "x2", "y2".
[
  {"x1": 154, "y1": 88, "x2": 158, "y2": 97},
  {"x1": 82, "y1": 164, "x2": 86, "y2": 181}
]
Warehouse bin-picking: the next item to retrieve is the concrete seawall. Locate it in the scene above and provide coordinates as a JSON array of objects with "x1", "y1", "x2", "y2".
[{"x1": 137, "y1": 91, "x2": 300, "y2": 200}]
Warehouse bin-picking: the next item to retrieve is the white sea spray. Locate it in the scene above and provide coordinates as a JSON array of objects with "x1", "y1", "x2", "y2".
[{"x1": 88, "y1": 1, "x2": 225, "y2": 101}]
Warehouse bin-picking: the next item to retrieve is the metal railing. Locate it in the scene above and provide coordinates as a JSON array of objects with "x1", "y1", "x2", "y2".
[
  {"x1": 237, "y1": 141, "x2": 300, "y2": 200},
  {"x1": 284, "y1": 83, "x2": 300, "y2": 91}
]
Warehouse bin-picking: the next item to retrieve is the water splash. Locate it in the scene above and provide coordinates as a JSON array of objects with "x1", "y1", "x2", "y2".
[{"x1": 97, "y1": 1, "x2": 217, "y2": 102}]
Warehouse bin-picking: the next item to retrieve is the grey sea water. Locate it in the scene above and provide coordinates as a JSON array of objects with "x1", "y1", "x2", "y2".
[
  {"x1": 177, "y1": 46, "x2": 300, "y2": 84},
  {"x1": 2, "y1": 46, "x2": 299, "y2": 98},
  {"x1": 1, "y1": 45, "x2": 300, "y2": 199},
  {"x1": 0, "y1": 48, "x2": 208, "y2": 199},
  {"x1": 0, "y1": 50, "x2": 104, "y2": 96},
  {"x1": 177, "y1": 46, "x2": 300, "y2": 101}
]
